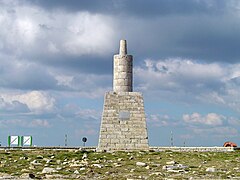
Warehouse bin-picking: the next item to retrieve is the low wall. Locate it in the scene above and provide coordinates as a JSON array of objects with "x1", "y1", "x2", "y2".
[
  {"x1": 0, "y1": 146, "x2": 238, "y2": 152},
  {"x1": 150, "y1": 146, "x2": 235, "y2": 152}
]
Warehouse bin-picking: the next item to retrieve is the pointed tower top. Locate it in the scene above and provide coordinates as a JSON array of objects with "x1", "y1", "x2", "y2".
[{"x1": 119, "y1": 39, "x2": 127, "y2": 55}]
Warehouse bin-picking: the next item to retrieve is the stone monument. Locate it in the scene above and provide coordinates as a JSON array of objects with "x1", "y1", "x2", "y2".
[{"x1": 98, "y1": 40, "x2": 149, "y2": 151}]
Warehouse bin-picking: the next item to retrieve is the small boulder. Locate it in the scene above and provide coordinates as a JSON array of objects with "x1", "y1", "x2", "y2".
[
  {"x1": 30, "y1": 160, "x2": 41, "y2": 166},
  {"x1": 92, "y1": 164, "x2": 102, "y2": 168},
  {"x1": 80, "y1": 167, "x2": 86, "y2": 171},
  {"x1": 36, "y1": 155, "x2": 43, "y2": 159},
  {"x1": 166, "y1": 161, "x2": 177, "y2": 165},
  {"x1": 206, "y1": 167, "x2": 216, "y2": 172},
  {"x1": 82, "y1": 153, "x2": 88, "y2": 160},
  {"x1": 74, "y1": 170, "x2": 79, "y2": 174},
  {"x1": 136, "y1": 162, "x2": 147, "y2": 167},
  {"x1": 42, "y1": 167, "x2": 57, "y2": 174}
]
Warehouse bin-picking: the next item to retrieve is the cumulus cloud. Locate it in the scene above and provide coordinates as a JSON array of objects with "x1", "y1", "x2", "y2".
[
  {"x1": 1, "y1": 0, "x2": 240, "y2": 146},
  {"x1": 136, "y1": 58, "x2": 225, "y2": 91},
  {"x1": 135, "y1": 58, "x2": 240, "y2": 112},
  {"x1": 0, "y1": 56, "x2": 57, "y2": 90},
  {"x1": 0, "y1": 98, "x2": 29, "y2": 113},
  {"x1": 0, "y1": 3, "x2": 116, "y2": 58},
  {"x1": 183, "y1": 113, "x2": 224, "y2": 126},
  {"x1": 1, "y1": 91, "x2": 55, "y2": 113}
]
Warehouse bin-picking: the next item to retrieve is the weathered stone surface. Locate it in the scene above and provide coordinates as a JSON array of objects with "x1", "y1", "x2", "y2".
[
  {"x1": 98, "y1": 40, "x2": 148, "y2": 151},
  {"x1": 113, "y1": 40, "x2": 133, "y2": 93},
  {"x1": 98, "y1": 92, "x2": 149, "y2": 151}
]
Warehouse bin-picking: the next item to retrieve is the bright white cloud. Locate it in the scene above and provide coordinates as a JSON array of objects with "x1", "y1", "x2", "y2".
[
  {"x1": 1, "y1": 91, "x2": 55, "y2": 113},
  {"x1": 63, "y1": 12, "x2": 115, "y2": 56},
  {"x1": 135, "y1": 58, "x2": 240, "y2": 112},
  {"x1": 183, "y1": 112, "x2": 224, "y2": 126},
  {"x1": 0, "y1": 3, "x2": 116, "y2": 57}
]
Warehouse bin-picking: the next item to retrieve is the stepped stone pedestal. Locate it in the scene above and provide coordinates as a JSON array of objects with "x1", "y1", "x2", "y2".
[{"x1": 98, "y1": 40, "x2": 149, "y2": 151}]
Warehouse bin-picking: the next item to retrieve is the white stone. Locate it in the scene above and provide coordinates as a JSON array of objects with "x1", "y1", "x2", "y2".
[
  {"x1": 206, "y1": 167, "x2": 216, "y2": 172},
  {"x1": 92, "y1": 164, "x2": 103, "y2": 168},
  {"x1": 166, "y1": 161, "x2": 177, "y2": 165},
  {"x1": 42, "y1": 167, "x2": 57, "y2": 174},
  {"x1": 136, "y1": 162, "x2": 147, "y2": 166},
  {"x1": 82, "y1": 153, "x2": 88, "y2": 159},
  {"x1": 30, "y1": 160, "x2": 41, "y2": 166},
  {"x1": 74, "y1": 170, "x2": 79, "y2": 174}
]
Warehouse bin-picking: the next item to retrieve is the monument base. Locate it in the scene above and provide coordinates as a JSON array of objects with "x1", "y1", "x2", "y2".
[{"x1": 98, "y1": 92, "x2": 149, "y2": 151}]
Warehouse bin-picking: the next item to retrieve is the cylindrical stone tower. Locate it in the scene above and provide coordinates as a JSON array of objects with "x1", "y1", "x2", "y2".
[{"x1": 113, "y1": 40, "x2": 133, "y2": 92}]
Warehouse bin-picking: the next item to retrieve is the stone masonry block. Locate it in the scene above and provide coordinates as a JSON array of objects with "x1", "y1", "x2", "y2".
[{"x1": 98, "y1": 92, "x2": 149, "y2": 151}]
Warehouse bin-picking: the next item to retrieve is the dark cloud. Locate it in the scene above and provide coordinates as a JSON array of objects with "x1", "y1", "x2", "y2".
[
  {"x1": 41, "y1": 56, "x2": 113, "y2": 75},
  {"x1": 0, "y1": 63, "x2": 58, "y2": 90},
  {"x1": 27, "y1": 0, "x2": 227, "y2": 17},
  {"x1": 119, "y1": 13, "x2": 240, "y2": 63}
]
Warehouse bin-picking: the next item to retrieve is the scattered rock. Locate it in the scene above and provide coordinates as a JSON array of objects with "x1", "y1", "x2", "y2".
[
  {"x1": 19, "y1": 156, "x2": 28, "y2": 160},
  {"x1": 166, "y1": 161, "x2": 177, "y2": 165},
  {"x1": 46, "y1": 159, "x2": 52, "y2": 164},
  {"x1": 20, "y1": 173, "x2": 29, "y2": 179},
  {"x1": 45, "y1": 174, "x2": 64, "y2": 179},
  {"x1": 92, "y1": 164, "x2": 102, "y2": 168},
  {"x1": 150, "y1": 172, "x2": 162, "y2": 176},
  {"x1": 129, "y1": 156, "x2": 134, "y2": 160},
  {"x1": 206, "y1": 167, "x2": 216, "y2": 172},
  {"x1": 163, "y1": 163, "x2": 188, "y2": 171},
  {"x1": 62, "y1": 162, "x2": 68, "y2": 165},
  {"x1": 36, "y1": 155, "x2": 43, "y2": 159},
  {"x1": 21, "y1": 169, "x2": 28, "y2": 173},
  {"x1": 74, "y1": 170, "x2": 79, "y2": 174},
  {"x1": 29, "y1": 173, "x2": 35, "y2": 179},
  {"x1": 42, "y1": 167, "x2": 57, "y2": 174},
  {"x1": 82, "y1": 153, "x2": 88, "y2": 159},
  {"x1": 30, "y1": 160, "x2": 41, "y2": 166},
  {"x1": 69, "y1": 163, "x2": 84, "y2": 167},
  {"x1": 80, "y1": 167, "x2": 86, "y2": 171},
  {"x1": 136, "y1": 162, "x2": 147, "y2": 166},
  {"x1": 118, "y1": 158, "x2": 123, "y2": 161},
  {"x1": 56, "y1": 167, "x2": 62, "y2": 171}
]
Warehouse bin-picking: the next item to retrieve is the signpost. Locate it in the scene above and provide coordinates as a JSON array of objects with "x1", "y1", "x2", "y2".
[
  {"x1": 21, "y1": 136, "x2": 32, "y2": 146},
  {"x1": 8, "y1": 136, "x2": 20, "y2": 147},
  {"x1": 8, "y1": 135, "x2": 32, "y2": 147},
  {"x1": 82, "y1": 137, "x2": 87, "y2": 147}
]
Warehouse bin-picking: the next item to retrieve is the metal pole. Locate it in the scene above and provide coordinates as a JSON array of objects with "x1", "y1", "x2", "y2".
[
  {"x1": 65, "y1": 134, "x2": 67, "y2": 146},
  {"x1": 171, "y1": 131, "x2": 173, "y2": 147}
]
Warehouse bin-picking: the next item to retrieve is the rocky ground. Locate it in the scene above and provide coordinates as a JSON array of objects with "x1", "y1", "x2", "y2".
[{"x1": 0, "y1": 149, "x2": 239, "y2": 179}]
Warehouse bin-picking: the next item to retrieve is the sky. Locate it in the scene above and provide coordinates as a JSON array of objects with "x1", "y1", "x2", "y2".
[{"x1": 0, "y1": 0, "x2": 240, "y2": 147}]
